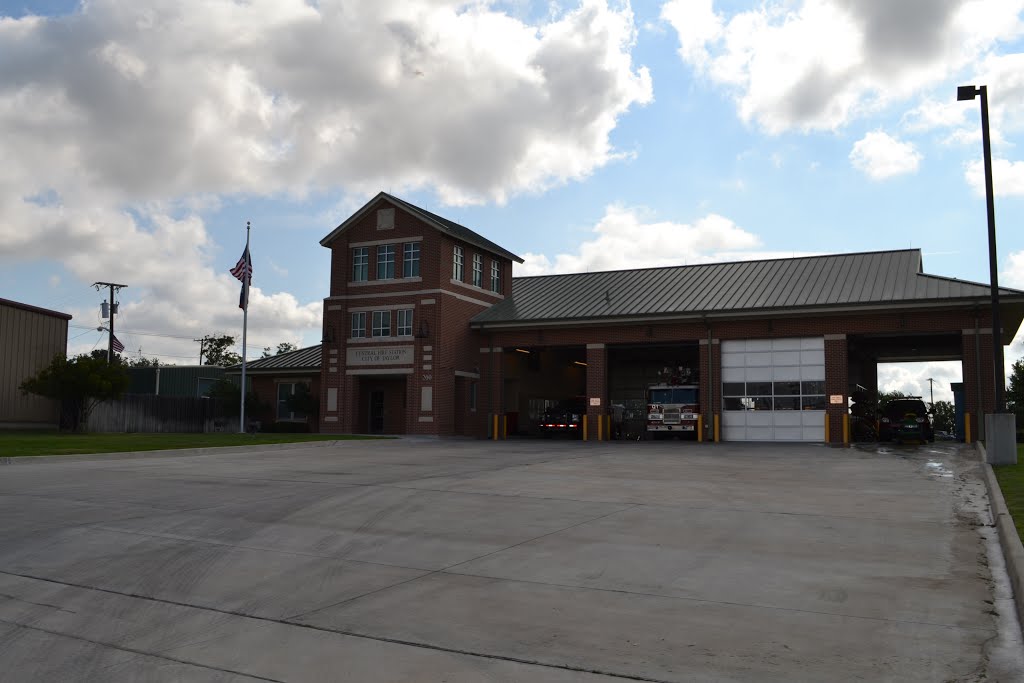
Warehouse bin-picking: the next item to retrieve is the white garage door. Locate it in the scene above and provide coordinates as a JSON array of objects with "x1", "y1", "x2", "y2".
[{"x1": 721, "y1": 338, "x2": 826, "y2": 442}]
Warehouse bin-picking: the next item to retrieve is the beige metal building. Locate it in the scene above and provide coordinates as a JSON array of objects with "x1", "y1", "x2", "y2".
[{"x1": 0, "y1": 298, "x2": 71, "y2": 428}]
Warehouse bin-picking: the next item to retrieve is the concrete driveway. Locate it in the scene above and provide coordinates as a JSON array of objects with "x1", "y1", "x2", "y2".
[{"x1": 0, "y1": 439, "x2": 1007, "y2": 682}]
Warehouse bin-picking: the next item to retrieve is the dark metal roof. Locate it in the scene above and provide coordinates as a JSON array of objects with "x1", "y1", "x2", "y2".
[
  {"x1": 320, "y1": 192, "x2": 523, "y2": 263},
  {"x1": 226, "y1": 344, "x2": 321, "y2": 373},
  {"x1": 471, "y1": 249, "x2": 1024, "y2": 327}
]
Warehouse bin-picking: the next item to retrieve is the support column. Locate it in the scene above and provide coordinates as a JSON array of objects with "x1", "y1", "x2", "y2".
[
  {"x1": 481, "y1": 345, "x2": 504, "y2": 439},
  {"x1": 586, "y1": 343, "x2": 608, "y2": 441},
  {"x1": 962, "y1": 327, "x2": 996, "y2": 441},
  {"x1": 320, "y1": 304, "x2": 345, "y2": 434},
  {"x1": 699, "y1": 338, "x2": 721, "y2": 442},
  {"x1": 824, "y1": 334, "x2": 848, "y2": 446}
]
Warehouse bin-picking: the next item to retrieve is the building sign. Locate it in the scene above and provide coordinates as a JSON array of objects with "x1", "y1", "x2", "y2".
[
  {"x1": 590, "y1": 397, "x2": 601, "y2": 406},
  {"x1": 347, "y1": 346, "x2": 413, "y2": 366},
  {"x1": 829, "y1": 394, "x2": 844, "y2": 404}
]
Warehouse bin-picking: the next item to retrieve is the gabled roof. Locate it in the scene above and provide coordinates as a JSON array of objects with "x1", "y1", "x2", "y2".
[
  {"x1": 226, "y1": 344, "x2": 321, "y2": 374},
  {"x1": 471, "y1": 249, "x2": 1024, "y2": 327},
  {"x1": 320, "y1": 191, "x2": 523, "y2": 263}
]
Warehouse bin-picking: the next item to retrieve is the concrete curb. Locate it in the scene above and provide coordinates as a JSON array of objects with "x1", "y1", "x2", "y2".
[
  {"x1": 978, "y1": 441, "x2": 1024, "y2": 634},
  {"x1": 0, "y1": 439, "x2": 361, "y2": 466}
]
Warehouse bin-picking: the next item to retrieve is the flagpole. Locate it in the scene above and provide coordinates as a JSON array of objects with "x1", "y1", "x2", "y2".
[{"x1": 240, "y1": 221, "x2": 251, "y2": 433}]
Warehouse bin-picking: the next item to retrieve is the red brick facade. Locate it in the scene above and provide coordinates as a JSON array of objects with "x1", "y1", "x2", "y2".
[{"x1": 319, "y1": 197, "x2": 1006, "y2": 444}]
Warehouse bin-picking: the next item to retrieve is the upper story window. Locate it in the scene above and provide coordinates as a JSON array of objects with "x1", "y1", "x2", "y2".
[
  {"x1": 352, "y1": 247, "x2": 368, "y2": 282},
  {"x1": 351, "y1": 311, "x2": 366, "y2": 338},
  {"x1": 453, "y1": 245, "x2": 464, "y2": 281},
  {"x1": 403, "y1": 242, "x2": 420, "y2": 278},
  {"x1": 396, "y1": 308, "x2": 413, "y2": 337},
  {"x1": 372, "y1": 310, "x2": 391, "y2": 337},
  {"x1": 377, "y1": 244, "x2": 395, "y2": 280},
  {"x1": 490, "y1": 260, "x2": 501, "y2": 293},
  {"x1": 472, "y1": 253, "x2": 482, "y2": 287}
]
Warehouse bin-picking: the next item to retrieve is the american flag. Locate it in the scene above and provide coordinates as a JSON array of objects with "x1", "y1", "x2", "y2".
[
  {"x1": 231, "y1": 246, "x2": 252, "y2": 281},
  {"x1": 112, "y1": 334, "x2": 125, "y2": 353},
  {"x1": 231, "y1": 246, "x2": 252, "y2": 309}
]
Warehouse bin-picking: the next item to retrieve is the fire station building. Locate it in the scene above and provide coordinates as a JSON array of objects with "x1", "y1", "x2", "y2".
[{"x1": 317, "y1": 192, "x2": 1024, "y2": 444}]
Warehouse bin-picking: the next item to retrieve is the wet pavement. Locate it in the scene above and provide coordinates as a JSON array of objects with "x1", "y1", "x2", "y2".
[{"x1": 0, "y1": 439, "x2": 1017, "y2": 682}]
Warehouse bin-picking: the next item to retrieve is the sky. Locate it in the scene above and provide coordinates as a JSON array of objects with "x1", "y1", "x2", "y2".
[{"x1": 4, "y1": 0, "x2": 1024, "y2": 404}]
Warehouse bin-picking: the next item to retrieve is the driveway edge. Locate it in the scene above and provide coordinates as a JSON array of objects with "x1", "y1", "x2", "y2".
[
  {"x1": 1, "y1": 439, "x2": 353, "y2": 466},
  {"x1": 979, "y1": 441, "x2": 1024, "y2": 633}
]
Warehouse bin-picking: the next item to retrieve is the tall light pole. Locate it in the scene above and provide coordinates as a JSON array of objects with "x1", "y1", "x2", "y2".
[{"x1": 957, "y1": 84, "x2": 1006, "y2": 412}]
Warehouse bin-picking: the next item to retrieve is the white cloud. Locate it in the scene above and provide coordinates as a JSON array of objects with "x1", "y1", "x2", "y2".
[
  {"x1": 0, "y1": 0, "x2": 651, "y2": 360},
  {"x1": 964, "y1": 157, "x2": 1024, "y2": 196},
  {"x1": 516, "y1": 204, "x2": 811, "y2": 275},
  {"x1": 661, "y1": 0, "x2": 1024, "y2": 133},
  {"x1": 877, "y1": 361, "x2": 961, "y2": 404},
  {"x1": 849, "y1": 131, "x2": 922, "y2": 180}
]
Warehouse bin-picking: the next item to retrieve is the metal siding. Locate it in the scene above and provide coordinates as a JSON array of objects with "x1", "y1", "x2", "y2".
[{"x1": 0, "y1": 303, "x2": 67, "y2": 424}]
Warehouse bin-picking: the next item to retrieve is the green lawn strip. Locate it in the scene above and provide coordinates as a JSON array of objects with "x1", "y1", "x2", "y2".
[
  {"x1": 0, "y1": 432, "x2": 384, "y2": 457},
  {"x1": 994, "y1": 445, "x2": 1024, "y2": 542}
]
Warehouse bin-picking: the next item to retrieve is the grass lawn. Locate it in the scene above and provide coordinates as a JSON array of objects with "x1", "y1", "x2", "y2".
[
  {"x1": 0, "y1": 431, "x2": 382, "y2": 457},
  {"x1": 994, "y1": 444, "x2": 1024, "y2": 541}
]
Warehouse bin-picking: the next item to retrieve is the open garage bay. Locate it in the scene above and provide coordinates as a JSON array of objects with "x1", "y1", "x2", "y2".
[{"x1": 0, "y1": 440, "x2": 1009, "y2": 682}]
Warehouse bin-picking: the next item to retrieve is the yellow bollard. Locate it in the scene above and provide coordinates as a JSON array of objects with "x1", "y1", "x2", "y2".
[
  {"x1": 843, "y1": 414, "x2": 850, "y2": 445},
  {"x1": 492, "y1": 414, "x2": 499, "y2": 441},
  {"x1": 713, "y1": 413, "x2": 720, "y2": 442},
  {"x1": 965, "y1": 412, "x2": 972, "y2": 444},
  {"x1": 597, "y1": 415, "x2": 603, "y2": 441},
  {"x1": 582, "y1": 414, "x2": 588, "y2": 441},
  {"x1": 697, "y1": 415, "x2": 704, "y2": 442},
  {"x1": 825, "y1": 413, "x2": 830, "y2": 443},
  {"x1": 503, "y1": 415, "x2": 508, "y2": 440}
]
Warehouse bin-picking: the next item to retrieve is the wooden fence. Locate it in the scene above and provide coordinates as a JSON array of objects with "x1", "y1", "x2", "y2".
[{"x1": 85, "y1": 394, "x2": 230, "y2": 433}]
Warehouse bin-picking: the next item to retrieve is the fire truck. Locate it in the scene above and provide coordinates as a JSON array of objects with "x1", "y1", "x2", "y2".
[{"x1": 646, "y1": 366, "x2": 700, "y2": 437}]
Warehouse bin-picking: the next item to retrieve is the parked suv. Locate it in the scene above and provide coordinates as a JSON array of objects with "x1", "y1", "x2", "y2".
[
  {"x1": 878, "y1": 398, "x2": 934, "y2": 443},
  {"x1": 539, "y1": 398, "x2": 586, "y2": 438}
]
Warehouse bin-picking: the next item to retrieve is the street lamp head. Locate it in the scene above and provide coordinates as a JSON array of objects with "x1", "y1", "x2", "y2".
[{"x1": 957, "y1": 85, "x2": 978, "y2": 101}]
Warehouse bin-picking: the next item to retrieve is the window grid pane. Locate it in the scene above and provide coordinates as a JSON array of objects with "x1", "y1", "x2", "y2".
[
  {"x1": 472, "y1": 254, "x2": 482, "y2": 287},
  {"x1": 377, "y1": 245, "x2": 395, "y2": 280},
  {"x1": 372, "y1": 310, "x2": 390, "y2": 337},
  {"x1": 403, "y1": 243, "x2": 420, "y2": 278},
  {"x1": 352, "y1": 247, "x2": 368, "y2": 282},
  {"x1": 397, "y1": 309, "x2": 413, "y2": 336},
  {"x1": 351, "y1": 312, "x2": 366, "y2": 338},
  {"x1": 453, "y1": 246, "x2": 463, "y2": 281},
  {"x1": 722, "y1": 380, "x2": 828, "y2": 411},
  {"x1": 490, "y1": 261, "x2": 501, "y2": 293}
]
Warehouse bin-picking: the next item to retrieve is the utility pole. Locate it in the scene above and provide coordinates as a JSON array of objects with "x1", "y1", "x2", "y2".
[
  {"x1": 194, "y1": 336, "x2": 209, "y2": 365},
  {"x1": 926, "y1": 378, "x2": 935, "y2": 408},
  {"x1": 93, "y1": 281, "x2": 127, "y2": 363}
]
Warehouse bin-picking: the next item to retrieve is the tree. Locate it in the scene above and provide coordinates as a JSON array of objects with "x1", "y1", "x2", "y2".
[
  {"x1": 1008, "y1": 358, "x2": 1024, "y2": 422},
  {"x1": 877, "y1": 390, "x2": 907, "y2": 413},
  {"x1": 931, "y1": 400, "x2": 955, "y2": 433},
  {"x1": 202, "y1": 335, "x2": 242, "y2": 366},
  {"x1": 20, "y1": 353, "x2": 130, "y2": 432},
  {"x1": 123, "y1": 355, "x2": 163, "y2": 368},
  {"x1": 261, "y1": 342, "x2": 297, "y2": 358},
  {"x1": 205, "y1": 378, "x2": 266, "y2": 419}
]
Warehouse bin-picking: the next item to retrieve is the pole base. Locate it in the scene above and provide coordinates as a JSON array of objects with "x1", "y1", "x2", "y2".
[{"x1": 984, "y1": 413, "x2": 1018, "y2": 465}]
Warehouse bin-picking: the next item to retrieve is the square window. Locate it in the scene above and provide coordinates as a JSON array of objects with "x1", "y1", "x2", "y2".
[
  {"x1": 352, "y1": 247, "x2": 368, "y2": 282},
  {"x1": 350, "y1": 311, "x2": 366, "y2": 338},
  {"x1": 774, "y1": 381, "x2": 801, "y2": 396},
  {"x1": 774, "y1": 396, "x2": 800, "y2": 410},
  {"x1": 722, "y1": 382, "x2": 745, "y2": 396},
  {"x1": 377, "y1": 245, "x2": 395, "y2": 280},
  {"x1": 397, "y1": 308, "x2": 413, "y2": 336},
  {"x1": 372, "y1": 310, "x2": 390, "y2": 337},
  {"x1": 277, "y1": 382, "x2": 309, "y2": 421},
  {"x1": 472, "y1": 253, "x2": 482, "y2": 287},
  {"x1": 747, "y1": 382, "x2": 772, "y2": 396},
  {"x1": 403, "y1": 242, "x2": 420, "y2": 278},
  {"x1": 802, "y1": 380, "x2": 825, "y2": 395},
  {"x1": 453, "y1": 245, "x2": 464, "y2": 281},
  {"x1": 802, "y1": 395, "x2": 827, "y2": 410}
]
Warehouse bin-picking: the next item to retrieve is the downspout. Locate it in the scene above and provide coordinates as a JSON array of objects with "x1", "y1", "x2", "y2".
[
  {"x1": 975, "y1": 311, "x2": 983, "y2": 440},
  {"x1": 706, "y1": 318, "x2": 713, "y2": 442}
]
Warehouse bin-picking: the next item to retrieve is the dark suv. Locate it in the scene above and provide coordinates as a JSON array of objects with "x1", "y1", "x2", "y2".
[
  {"x1": 539, "y1": 399, "x2": 586, "y2": 438},
  {"x1": 878, "y1": 398, "x2": 934, "y2": 443}
]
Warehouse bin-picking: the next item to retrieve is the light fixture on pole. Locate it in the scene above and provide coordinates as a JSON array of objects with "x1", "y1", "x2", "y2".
[
  {"x1": 956, "y1": 85, "x2": 1005, "y2": 411},
  {"x1": 958, "y1": 83, "x2": 1016, "y2": 463}
]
